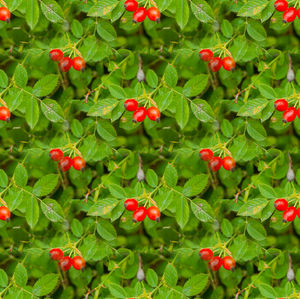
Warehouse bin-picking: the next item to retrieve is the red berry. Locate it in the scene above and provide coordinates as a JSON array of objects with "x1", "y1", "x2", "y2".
[
  {"x1": 147, "y1": 7, "x2": 161, "y2": 23},
  {"x1": 222, "y1": 156, "x2": 236, "y2": 171},
  {"x1": 209, "y1": 57, "x2": 222, "y2": 72},
  {"x1": 132, "y1": 206, "x2": 147, "y2": 222},
  {"x1": 49, "y1": 248, "x2": 63, "y2": 261},
  {"x1": 209, "y1": 156, "x2": 222, "y2": 172},
  {"x1": 0, "y1": 206, "x2": 10, "y2": 222},
  {"x1": 222, "y1": 57, "x2": 236, "y2": 71},
  {"x1": 59, "y1": 156, "x2": 72, "y2": 172},
  {"x1": 132, "y1": 7, "x2": 147, "y2": 23},
  {"x1": 282, "y1": 206, "x2": 297, "y2": 222},
  {"x1": 59, "y1": 57, "x2": 72, "y2": 72},
  {"x1": 124, "y1": 0, "x2": 138, "y2": 12},
  {"x1": 49, "y1": 49, "x2": 63, "y2": 61},
  {"x1": 124, "y1": 198, "x2": 138, "y2": 211},
  {"x1": 0, "y1": 7, "x2": 11, "y2": 23},
  {"x1": 0, "y1": 106, "x2": 11, "y2": 122},
  {"x1": 124, "y1": 99, "x2": 138, "y2": 111},
  {"x1": 274, "y1": 99, "x2": 288, "y2": 111},
  {"x1": 147, "y1": 206, "x2": 161, "y2": 222},
  {"x1": 274, "y1": 198, "x2": 288, "y2": 211},
  {"x1": 297, "y1": 207, "x2": 300, "y2": 218},
  {"x1": 72, "y1": 156, "x2": 86, "y2": 171},
  {"x1": 199, "y1": 149, "x2": 213, "y2": 161},
  {"x1": 133, "y1": 107, "x2": 147, "y2": 122},
  {"x1": 72, "y1": 57, "x2": 85, "y2": 72},
  {"x1": 222, "y1": 256, "x2": 236, "y2": 271},
  {"x1": 49, "y1": 149, "x2": 63, "y2": 161},
  {"x1": 59, "y1": 256, "x2": 72, "y2": 271},
  {"x1": 72, "y1": 256, "x2": 85, "y2": 271},
  {"x1": 283, "y1": 7, "x2": 297, "y2": 23},
  {"x1": 297, "y1": 8, "x2": 300, "y2": 19},
  {"x1": 199, "y1": 248, "x2": 213, "y2": 261},
  {"x1": 297, "y1": 108, "x2": 300, "y2": 119},
  {"x1": 147, "y1": 107, "x2": 161, "y2": 122},
  {"x1": 199, "y1": 49, "x2": 213, "y2": 61},
  {"x1": 282, "y1": 107, "x2": 297, "y2": 123},
  {"x1": 274, "y1": 0, "x2": 288, "y2": 12},
  {"x1": 209, "y1": 256, "x2": 222, "y2": 271}
]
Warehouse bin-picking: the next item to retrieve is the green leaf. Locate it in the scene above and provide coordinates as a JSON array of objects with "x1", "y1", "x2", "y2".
[
  {"x1": 183, "y1": 174, "x2": 208, "y2": 197},
  {"x1": 175, "y1": 94, "x2": 189, "y2": 129},
  {"x1": 164, "y1": 263, "x2": 178, "y2": 287},
  {"x1": 71, "y1": 119, "x2": 83, "y2": 137},
  {"x1": 221, "y1": 218, "x2": 233, "y2": 237},
  {"x1": 146, "y1": 169, "x2": 158, "y2": 188},
  {"x1": 247, "y1": 19, "x2": 267, "y2": 41},
  {"x1": 97, "y1": 21, "x2": 117, "y2": 42},
  {"x1": 40, "y1": 0, "x2": 64, "y2": 23},
  {"x1": 183, "y1": 274, "x2": 209, "y2": 296},
  {"x1": 183, "y1": 74, "x2": 208, "y2": 97},
  {"x1": 25, "y1": 0, "x2": 39, "y2": 29},
  {"x1": 33, "y1": 273, "x2": 59, "y2": 296},
  {"x1": 257, "y1": 283, "x2": 277, "y2": 298},
  {"x1": 88, "y1": 0, "x2": 118, "y2": 17},
  {"x1": 0, "y1": 169, "x2": 8, "y2": 188},
  {"x1": 0, "y1": 269, "x2": 8, "y2": 287},
  {"x1": 238, "y1": 98, "x2": 269, "y2": 117},
  {"x1": 14, "y1": 64, "x2": 28, "y2": 88},
  {"x1": 164, "y1": 164, "x2": 178, "y2": 188},
  {"x1": 88, "y1": 198, "x2": 118, "y2": 217},
  {"x1": 175, "y1": 0, "x2": 189, "y2": 29},
  {"x1": 71, "y1": 218, "x2": 83, "y2": 237},
  {"x1": 40, "y1": 99, "x2": 64, "y2": 122},
  {"x1": 0, "y1": 70, "x2": 8, "y2": 88},
  {"x1": 14, "y1": 264, "x2": 28, "y2": 287},
  {"x1": 164, "y1": 64, "x2": 178, "y2": 87},
  {"x1": 190, "y1": 198, "x2": 215, "y2": 223},
  {"x1": 221, "y1": 119, "x2": 233, "y2": 137},
  {"x1": 146, "y1": 269, "x2": 158, "y2": 287},
  {"x1": 33, "y1": 74, "x2": 58, "y2": 97},
  {"x1": 191, "y1": 99, "x2": 215, "y2": 122},
  {"x1": 33, "y1": 174, "x2": 59, "y2": 197},
  {"x1": 40, "y1": 198, "x2": 64, "y2": 222},
  {"x1": 107, "y1": 282, "x2": 127, "y2": 298},
  {"x1": 190, "y1": 0, "x2": 215, "y2": 23},
  {"x1": 146, "y1": 69, "x2": 158, "y2": 88},
  {"x1": 238, "y1": 0, "x2": 269, "y2": 17},
  {"x1": 88, "y1": 98, "x2": 118, "y2": 118},
  {"x1": 175, "y1": 195, "x2": 189, "y2": 229},
  {"x1": 97, "y1": 120, "x2": 117, "y2": 141},
  {"x1": 14, "y1": 164, "x2": 28, "y2": 187},
  {"x1": 238, "y1": 198, "x2": 268, "y2": 216},
  {"x1": 97, "y1": 219, "x2": 117, "y2": 241},
  {"x1": 25, "y1": 195, "x2": 39, "y2": 229},
  {"x1": 71, "y1": 19, "x2": 83, "y2": 38},
  {"x1": 247, "y1": 119, "x2": 267, "y2": 141},
  {"x1": 247, "y1": 219, "x2": 267, "y2": 241},
  {"x1": 24, "y1": 95, "x2": 39, "y2": 129}
]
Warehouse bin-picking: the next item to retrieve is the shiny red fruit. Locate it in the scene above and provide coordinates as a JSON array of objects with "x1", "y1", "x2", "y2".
[
  {"x1": 298, "y1": 8, "x2": 300, "y2": 19},
  {"x1": 199, "y1": 149, "x2": 213, "y2": 161},
  {"x1": 0, "y1": 106, "x2": 11, "y2": 122},
  {"x1": 282, "y1": 206, "x2": 297, "y2": 222},
  {"x1": 282, "y1": 107, "x2": 297, "y2": 123},
  {"x1": 147, "y1": 107, "x2": 161, "y2": 122},
  {"x1": 72, "y1": 256, "x2": 86, "y2": 271},
  {"x1": 124, "y1": 198, "x2": 138, "y2": 211},
  {"x1": 209, "y1": 256, "x2": 222, "y2": 271},
  {"x1": 209, "y1": 156, "x2": 222, "y2": 172},
  {"x1": 72, "y1": 156, "x2": 86, "y2": 171},
  {"x1": 274, "y1": 99, "x2": 288, "y2": 111},
  {"x1": 297, "y1": 207, "x2": 300, "y2": 218},
  {"x1": 222, "y1": 57, "x2": 236, "y2": 71},
  {"x1": 72, "y1": 57, "x2": 85, "y2": 72},
  {"x1": 283, "y1": 7, "x2": 297, "y2": 23},
  {"x1": 59, "y1": 156, "x2": 72, "y2": 172},
  {"x1": 133, "y1": 107, "x2": 147, "y2": 122},
  {"x1": 147, "y1": 7, "x2": 161, "y2": 23},
  {"x1": 124, "y1": 0, "x2": 138, "y2": 12},
  {"x1": 297, "y1": 108, "x2": 300, "y2": 118},
  {"x1": 222, "y1": 256, "x2": 236, "y2": 271},
  {"x1": 59, "y1": 57, "x2": 72, "y2": 72},
  {"x1": 274, "y1": 198, "x2": 288, "y2": 211},
  {"x1": 124, "y1": 99, "x2": 138, "y2": 111},
  {"x1": 199, "y1": 49, "x2": 213, "y2": 61},
  {"x1": 49, "y1": 149, "x2": 63, "y2": 161},
  {"x1": 133, "y1": 7, "x2": 147, "y2": 23},
  {"x1": 209, "y1": 57, "x2": 222, "y2": 72},
  {"x1": 0, "y1": 206, "x2": 10, "y2": 221},
  {"x1": 59, "y1": 256, "x2": 72, "y2": 271},
  {"x1": 49, "y1": 248, "x2": 63, "y2": 261},
  {"x1": 147, "y1": 206, "x2": 161, "y2": 222},
  {"x1": 0, "y1": 7, "x2": 11, "y2": 23},
  {"x1": 49, "y1": 49, "x2": 63, "y2": 61},
  {"x1": 132, "y1": 206, "x2": 147, "y2": 222},
  {"x1": 222, "y1": 156, "x2": 236, "y2": 171},
  {"x1": 199, "y1": 248, "x2": 213, "y2": 261},
  {"x1": 274, "y1": 0, "x2": 288, "y2": 12}
]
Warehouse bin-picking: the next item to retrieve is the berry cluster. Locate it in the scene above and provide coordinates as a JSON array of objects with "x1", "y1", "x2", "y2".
[
  {"x1": 49, "y1": 149, "x2": 86, "y2": 172},
  {"x1": 124, "y1": 99, "x2": 161, "y2": 123},
  {"x1": 274, "y1": 0, "x2": 300, "y2": 23},
  {"x1": 199, "y1": 248, "x2": 236, "y2": 271},
  {"x1": 0, "y1": 106, "x2": 11, "y2": 122},
  {"x1": 274, "y1": 199, "x2": 300, "y2": 222},
  {"x1": 274, "y1": 99, "x2": 299, "y2": 123},
  {"x1": 199, "y1": 49, "x2": 236, "y2": 72},
  {"x1": 0, "y1": 206, "x2": 10, "y2": 222},
  {"x1": 49, "y1": 248, "x2": 85, "y2": 271},
  {"x1": 124, "y1": 0, "x2": 161, "y2": 23},
  {"x1": 199, "y1": 149, "x2": 236, "y2": 172},
  {"x1": 0, "y1": 6, "x2": 10, "y2": 23},
  {"x1": 49, "y1": 49, "x2": 85, "y2": 72},
  {"x1": 124, "y1": 198, "x2": 161, "y2": 222}
]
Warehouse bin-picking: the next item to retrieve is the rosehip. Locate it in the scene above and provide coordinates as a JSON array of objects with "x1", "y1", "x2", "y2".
[
  {"x1": 147, "y1": 107, "x2": 161, "y2": 122},
  {"x1": 49, "y1": 248, "x2": 63, "y2": 261},
  {"x1": 0, "y1": 206, "x2": 10, "y2": 222},
  {"x1": 49, "y1": 149, "x2": 63, "y2": 161},
  {"x1": 133, "y1": 7, "x2": 147, "y2": 23},
  {"x1": 222, "y1": 57, "x2": 235, "y2": 71},
  {"x1": 282, "y1": 206, "x2": 297, "y2": 222},
  {"x1": 72, "y1": 57, "x2": 85, "y2": 72},
  {"x1": 298, "y1": 8, "x2": 300, "y2": 19},
  {"x1": 274, "y1": 99, "x2": 288, "y2": 111},
  {"x1": 222, "y1": 256, "x2": 236, "y2": 271},
  {"x1": 59, "y1": 57, "x2": 72, "y2": 72},
  {"x1": 282, "y1": 107, "x2": 297, "y2": 123},
  {"x1": 209, "y1": 256, "x2": 222, "y2": 271},
  {"x1": 0, "y1": 7, "x2": 11, "y2": 23},
  {"x1": 49, "y1": 49, "x2": 63, "y2": 61},
  {"x1": 283, "y1": 7, "x2": 297, "y2": 23},
  {"x1": 297, "y1": 207, "x2": 300, "y2": 218},
  {"x1": 274, "y1": 198, "x2": 288, "y2": 211},
  {"x1": 0, "y1": 106, "x2": 11, "y2": 122},
  {"x1": 124, "y1": 99, "x2": 138, "y2": 111},
  {"x1": 124, "y1": 0, "x2": 138, "y2": 12},
  {"x1": 72, "y1": 256, "x2": 85, "y2": 271},
  {"x1": 209, "y1": 156, "x2": 222, "y2": 172},
  {"x1": 133, "y1": 107, "x2": 147, "y2": 122},
  {"x1": 199, "y1": 49, "x2": 213, "y2": 61},
  {"x1": 132, "y1": 206, "x2": 147, "y2": 222},
  {"x1": 72, "y1": 156, "x2": 86, "y2": 171},
  {"x1": 59, "y1": 156, "x2": 72, "y2": 172},
  {"x1": 222, "y1": 156, "x2": 236, "y2": 171},
  {"x1": 59, "y1": 256, "x2": 72, "y2": 271},
  {"x1": 209, "y1": 57, "x2": 222, "y2": 72},
  {"x1": 274, "y1": 0, "x2": 288, "y2": 12},
  {"x1": 124, "y1": 198, "x2": 139, "y2": 211},
  {"x1": 199, "y1": 248, "x2": 213, "y2": 261},
  {"x1": 147, "y1": 206, "x2": 161, "y2": 222},
  {"x1": 147, "y1": 7, "x2": 161, "y2": 23},
  {"x1": 199, "y1": 149, "x2": 213, "y2": 161}
]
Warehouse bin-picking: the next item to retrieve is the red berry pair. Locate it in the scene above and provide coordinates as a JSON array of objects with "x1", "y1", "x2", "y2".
[
  {"x1": 274, "y1": 99, "x2": 299, "y2": 123},
  {"x1": 0, "y1": 106, "x2": 11, "y2": 122},
  {"x1": 199, "y1": 248, "x2": 236, "y2": 271},
  {"x1": 0, "y1": 206, "x2": 11, "y2": 222},
  {"x1": 49, "y1": 249, "x2": 85, "y2": 271},
  {"x1": 124, "y1": 198, "x2": 161, "y2": 222},
  {"x1": 0, "y1": 7, "x2": 11, "y2": 23},
  {"x1": 199, "y1": 149, "x2": 236, "y2": 171},
  {"x1": 124, "y1": 99, "x2": 161, "y2": 123},
  {"x1": 125, "y1": 0, "x2": 161, "y2": 23},
  {"x1": 274, "y1": 0, "x2": 300, "y2": 23},
  {"x1": 49, "y1": 49, "x2": 86, "y2": 72},
  {"x1": 49, "y1": 149, "x2": 86, "y2": 171},
  {"x1": 199, "y1": 49, "x2": 236, "y2": 72},
  {"x1": 274, "y1": 198, "x2": 300, "y2": 222}
]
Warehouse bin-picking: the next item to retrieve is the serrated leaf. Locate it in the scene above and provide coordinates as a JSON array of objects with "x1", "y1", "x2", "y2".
[
  {"x1": 33, "y1": 74, "x2": 58, "y2": 97},
  {"x1": 33, "y1": 273, "x2": 59, "y2": 296},
  {"x1": 33, "y1": 174, "x2": 58, "y2": 197},
  {"x1": 40, "y1": 0, "x2": 64, "y2": 23}
]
